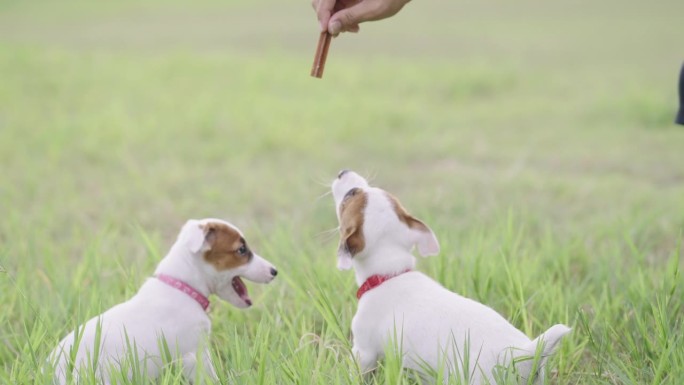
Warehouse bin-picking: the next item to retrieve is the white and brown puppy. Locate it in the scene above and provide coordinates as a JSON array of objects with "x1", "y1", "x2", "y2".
[
  {"x1": 332, "y1": 170, "x2": 570, "y2": 384},
  {"x1": 50, "y1": 218, "x2": 277, "y2": 384}
]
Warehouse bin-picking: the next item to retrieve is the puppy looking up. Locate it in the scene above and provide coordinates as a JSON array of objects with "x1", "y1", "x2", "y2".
[
  {"x1": 331, "y1": 170, "x2": 570, "y2": 384},
  {"x1": 50, "y1": 218, "x2": 278, "y2": 384}
]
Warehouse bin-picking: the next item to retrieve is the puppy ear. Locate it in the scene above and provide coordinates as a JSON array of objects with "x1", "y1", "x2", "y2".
[
  {"x1": 183, "y1": 220, "x2": 214, "y2": 254},
  {"x1": 337, "y1": 225, "x2": 363, "y2": 270},
  {"x1": 405, "y1": 217, "x2": 440, "y2": 257},
  {"x1": 388, "y1": 193, "x2": 440, "y2": 257}
]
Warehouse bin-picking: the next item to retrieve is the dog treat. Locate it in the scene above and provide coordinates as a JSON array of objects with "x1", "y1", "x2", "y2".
[{"x1": 311, "y1": 31, "x2": 332, "y2": 78}]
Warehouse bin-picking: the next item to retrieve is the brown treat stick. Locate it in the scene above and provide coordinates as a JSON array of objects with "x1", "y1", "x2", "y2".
[{"x1": 311, "y1": 31, "x2": 332, "y2": 78}]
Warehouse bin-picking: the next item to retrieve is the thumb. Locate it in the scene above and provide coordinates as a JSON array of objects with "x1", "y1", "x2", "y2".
[{"x1": 328, "y1": 1, "x2": 381, "y2": 35}]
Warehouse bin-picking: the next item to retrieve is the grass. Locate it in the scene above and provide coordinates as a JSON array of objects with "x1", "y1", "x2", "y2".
[{"x1": 1, "y1": 0, "x2": 683, "y2": 383}]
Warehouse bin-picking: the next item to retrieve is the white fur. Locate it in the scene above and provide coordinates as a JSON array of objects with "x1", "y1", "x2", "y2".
[
  {"x1": 332, "y1": 171, "x2": 570, "y2": 384},
  {"x1": 49, "y1": 218, "x2": 277, "y2": 384}
]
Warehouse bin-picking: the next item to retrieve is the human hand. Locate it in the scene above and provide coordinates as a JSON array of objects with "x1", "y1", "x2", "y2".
[{"x1": 313, "y1": 0, "x2": 411, "y2": 36}]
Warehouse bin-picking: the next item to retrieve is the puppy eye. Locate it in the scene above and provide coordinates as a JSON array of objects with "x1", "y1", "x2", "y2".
[
  {"x1": 237, "y1": 245, "x2": 247, "y2": 255},
  {"x1": 344, "y1": 188, "x2": 359, "y2": 200}
]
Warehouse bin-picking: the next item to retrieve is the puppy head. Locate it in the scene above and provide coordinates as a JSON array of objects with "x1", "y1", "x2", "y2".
[
  {"x1": 181, "y1": 219, "x2": 277, "y2": 308},
  {"x1": 331, "y1": 170, "x2": 440, "y2": 270}
]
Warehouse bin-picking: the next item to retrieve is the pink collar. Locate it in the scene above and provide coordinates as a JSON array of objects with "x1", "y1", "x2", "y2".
[
  {"x1": 357, "y1": 269, "x2": 411, "y2": 300},
  {"x1": 156, "y1": 274, "x2": 210, "y2": 311}
]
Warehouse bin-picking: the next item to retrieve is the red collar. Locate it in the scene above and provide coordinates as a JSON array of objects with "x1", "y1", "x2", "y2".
[
  {"x1": 357, "y1": 269, "x2": 411, "y2": 300},
  {"x1": 156, "y1": 274, "x2": 210, "y2": 311}
]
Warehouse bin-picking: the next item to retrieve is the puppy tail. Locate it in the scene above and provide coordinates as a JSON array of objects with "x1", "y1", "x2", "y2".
[
  {"x1": 515, "y1": 324, "x2": 571, "y2": 383},
  {"x1": 529, "y1": 324, "x2": 571, "y2": 358}
]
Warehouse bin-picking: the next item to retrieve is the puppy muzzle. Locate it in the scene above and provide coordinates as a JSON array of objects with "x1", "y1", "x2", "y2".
[
  {"x1": 241, "y1": 254, "x2": 277, "y2": 283},
  {"x1": 332, "y1": 170, "x2": 370, "y2": 207}
]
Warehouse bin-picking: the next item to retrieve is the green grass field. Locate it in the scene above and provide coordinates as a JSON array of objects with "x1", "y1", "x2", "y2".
[{"x1": 1, "y1": 0, "x2": 683, "y2": 383}]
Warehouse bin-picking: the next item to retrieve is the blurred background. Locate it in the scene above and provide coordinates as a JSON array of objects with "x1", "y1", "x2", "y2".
[
  {"x1": 1, "y1": 0, "x2": 682, "y2": 240},
  {"x1": 1, "y1": 0, "x2": 683, "y2": 383}
]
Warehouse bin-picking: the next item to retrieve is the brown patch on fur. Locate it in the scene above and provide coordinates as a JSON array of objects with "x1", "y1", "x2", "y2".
[
  {"x1": 338, "y1": 188, "x2": 367, "y2": 257},
  {"x1": 385, "y1": 192, "x2": 430, "y2": 233},
  {"x1": 201, "y1": 222, "x2": 252, "y2": 271}
]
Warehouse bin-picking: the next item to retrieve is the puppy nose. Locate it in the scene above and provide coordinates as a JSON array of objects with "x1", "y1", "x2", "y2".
[
  {"x1": 270, "y1": 267, "x2": 278, "y2": 277},
  {"x1": 337, "y1": 169, "x2": 350, "y2": 179}
]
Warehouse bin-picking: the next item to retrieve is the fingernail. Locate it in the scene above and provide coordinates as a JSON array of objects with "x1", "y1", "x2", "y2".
[
  {"x1": 319, "y1": 20, "x2": 326, "y2": 32},
  {"x1": 330, "y1": 20, "x2": 342, "y2": 35}
]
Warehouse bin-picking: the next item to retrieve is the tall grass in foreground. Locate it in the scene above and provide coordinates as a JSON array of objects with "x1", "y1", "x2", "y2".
[{"x1": 2, "y1": 215, "x2": 682, "y2": 384}]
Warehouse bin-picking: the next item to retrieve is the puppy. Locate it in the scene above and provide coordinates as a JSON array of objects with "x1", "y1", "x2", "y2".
[
  {"x1": 49, "y1": 218, "x2": 277, "y2": 384},
  {"x1": 331, "y1": 170, "x2": 570, "y2": 384}
]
